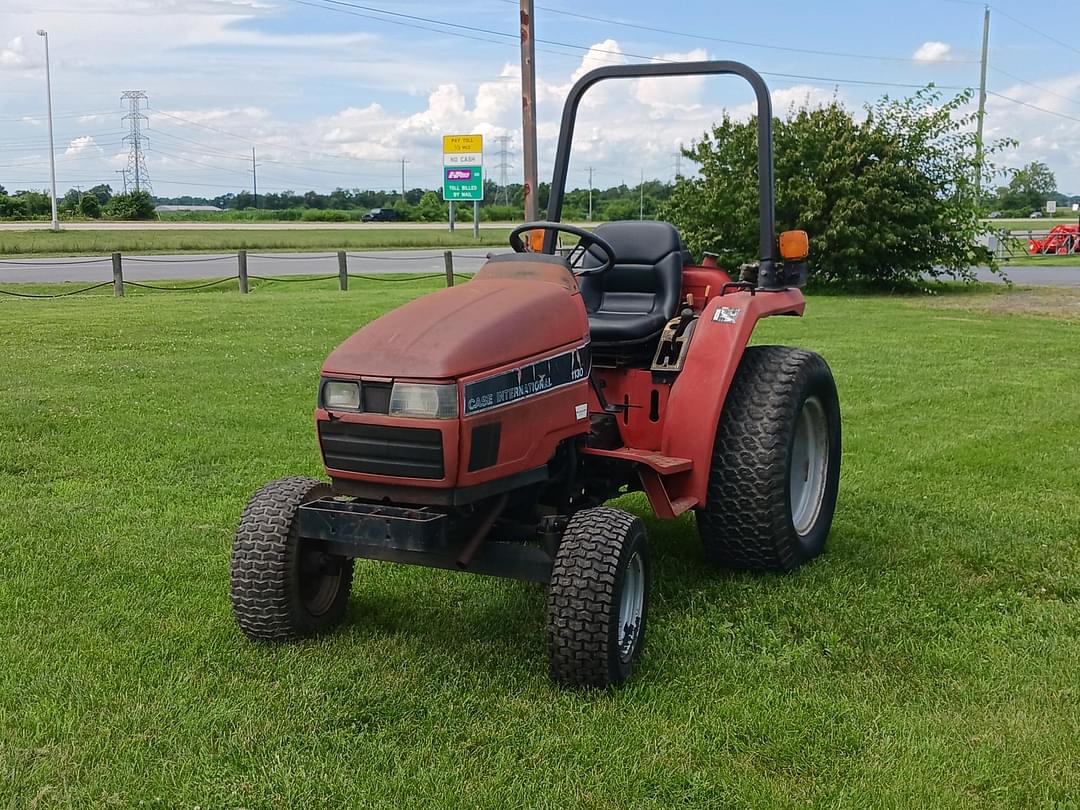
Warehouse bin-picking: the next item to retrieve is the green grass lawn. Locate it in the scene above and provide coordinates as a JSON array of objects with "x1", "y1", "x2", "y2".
[
  {"x1": 0, "y1": 227, "x2": 512, "y2": 258},
  {"x1": 1, "y1": 280, "x2": 1078, "y2": 807}
]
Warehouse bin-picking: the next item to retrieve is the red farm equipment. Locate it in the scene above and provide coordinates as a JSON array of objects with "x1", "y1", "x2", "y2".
[
  {"x1": 1028, "y1": 224, "x2": 1080, "y2": 255},
  {"x1": 230, "y1": 60, "x2": 842, "y2": 689}
]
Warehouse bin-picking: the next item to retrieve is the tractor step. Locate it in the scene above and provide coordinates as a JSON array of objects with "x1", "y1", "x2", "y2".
[{"x1": 581, "y1": 446, "x2": 693, "y2": 474}]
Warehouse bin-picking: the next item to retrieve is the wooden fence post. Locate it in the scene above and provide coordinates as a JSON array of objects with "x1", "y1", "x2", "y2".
[
  {"x1": 338, "y1": 251, "x2": 348, "y2": 291},
  {"x1": 111, "y1": 252, "x2": 124, "y2": 297},
  {"x1": 237, "y1": 250, "x2": 248, "y2": 294},
  {"x1": 443, "y1": 250, "x2": 454, "y2": 287}
]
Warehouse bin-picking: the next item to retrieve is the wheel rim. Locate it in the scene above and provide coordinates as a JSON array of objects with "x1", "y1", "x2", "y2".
[
  {"x1": 790, "y1": 395, "x2": 830, "y2": 537},
  {"x1": 617, "y1": 551, "x2": 645, "y2": 661},
  {"x1": 298, "y1": 546, "x2": 343, "y2": 617}
]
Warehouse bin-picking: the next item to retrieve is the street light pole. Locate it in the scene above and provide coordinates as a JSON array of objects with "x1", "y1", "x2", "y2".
[{"x1": 36, "y1": 29, "x2": 59, "y2": 232}]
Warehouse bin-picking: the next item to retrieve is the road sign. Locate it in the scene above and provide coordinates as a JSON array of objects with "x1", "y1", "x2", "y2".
[
  {"x1": 443, "y1": 133, "x2": 483, "y2": 202},
  {"x1": 443, "y1": 134, "x2": 482, "y2": 154},
  {"x1": 1047, "y1": 200, "x2": 1057, "y2": 214}
]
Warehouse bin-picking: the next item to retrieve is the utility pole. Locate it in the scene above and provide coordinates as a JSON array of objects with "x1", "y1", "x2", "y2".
[
  {"x1": 587, "y1": 166, "x2": 596, "y2": 222},
  {"x1": 251, "y1": 147, "x2": 258, "y2": 208},
  {"x1": 400, "y1": 157, "x2": 409, "y2": 201},
  {"x1": 975, "y1": 4, "x2": 991, "y2": 198},
  {"x1": 674, "y1": 143, "x2": 682, "y2": 180},
  {"x1": 36, "y1": 30, "x2": 58, "y2": 231},
  {"x1": 121, "y1": 90, "x2": 151, "y2": 194},
  {"x1": 519, "y1": 0, "x2": 539, "y2": 222},
  {"x1": 639, "y1": 168, "x2": 644, "y2": 220}
]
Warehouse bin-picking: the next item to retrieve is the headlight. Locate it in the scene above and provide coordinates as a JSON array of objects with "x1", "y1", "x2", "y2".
[
  {"x1": 323, "y1": 380, "x2": 360, "y2": 410},
  {"x1": 389, "y1": 383, "x2": 458, "y2": 419}
]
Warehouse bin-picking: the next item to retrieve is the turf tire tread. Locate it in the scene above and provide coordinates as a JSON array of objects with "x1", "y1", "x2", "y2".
[{"x1": 230, "y1": 476, "x2": 353, "y2": 640}]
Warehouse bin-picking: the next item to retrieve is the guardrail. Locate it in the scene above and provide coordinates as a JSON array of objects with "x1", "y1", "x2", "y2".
[{"x1": 0, "y1": 249, "x2": 496, "y2": 300}]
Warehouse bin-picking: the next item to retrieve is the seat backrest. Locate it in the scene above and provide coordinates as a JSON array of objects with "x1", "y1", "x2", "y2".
[{"x1": 578, "y1": 221, "x2": 684, "y2": 318}]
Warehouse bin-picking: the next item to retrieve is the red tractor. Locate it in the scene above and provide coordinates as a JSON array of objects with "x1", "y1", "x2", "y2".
[
  {"x1": 231, "y1": 60, "x2": 841, "y2": 688},
  {"x1": 1028, "y1": 223, "x2": 1080, "y2": 255}
]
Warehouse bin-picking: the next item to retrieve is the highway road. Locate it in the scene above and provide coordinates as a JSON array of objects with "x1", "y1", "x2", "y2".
[
  {"x1": 0, "y1": 250, "x2": 1077, "y2": 286},
  {"x1": 973, "y1": 264, "x2": 1080, "y2": 286}
]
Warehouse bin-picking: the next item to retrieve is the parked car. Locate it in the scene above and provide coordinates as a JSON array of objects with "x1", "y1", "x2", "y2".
[
  {"x1": 988, "y1": 211, "x2": 1002, "y2": 219},
  {"x1": 1030, "y1": 211, "x2": 1044, "y2": 219},
  {"x1": 361, "y1": 207, "x2": 398, "y2": 222}
]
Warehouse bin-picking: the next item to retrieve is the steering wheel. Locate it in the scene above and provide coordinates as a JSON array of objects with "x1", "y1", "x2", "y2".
[{"x1": 509, "y1": 221, "x2": 616, "y2": 277}]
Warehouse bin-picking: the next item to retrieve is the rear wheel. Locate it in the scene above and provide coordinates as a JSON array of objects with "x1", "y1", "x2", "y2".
[
  {"x1": 696, "y1": 346, "x2": 841, "y2": 571},
  {"x1": 231, "y1": 476, "x2": 354, "y2": 640},
  {"x1": 546, "y1": 507, "x2": 649, "y2": 688}
]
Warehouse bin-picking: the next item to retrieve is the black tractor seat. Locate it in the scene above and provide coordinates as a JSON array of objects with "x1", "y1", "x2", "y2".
[{"x1": 579, "y1": 220, "x2": 685, "y2": 346}]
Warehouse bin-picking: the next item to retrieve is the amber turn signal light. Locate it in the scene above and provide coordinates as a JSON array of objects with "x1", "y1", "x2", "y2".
[{"x1": 779, "y1": 230, "x2": 809, "y2": 261}]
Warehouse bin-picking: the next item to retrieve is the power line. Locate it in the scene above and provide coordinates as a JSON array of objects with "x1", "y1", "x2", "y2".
[
  {"x1": 150, "y1": 108, "x2": 411, "y2": 165},
  {"x1": 988, "y1": 90, "x2": 1080, "y2": 125},
  {"x1": 989, "y1": 4, "x2": 1080, "y2": 59},
  {"x1": 286, "y1": 0, "x2": 610, "y2": 64},
  {"x1": 0, "y1": 109, "x2": 117, "y2": 123},
  {"x1": 500, "y1": 0, "x2": 979, "y2": 65},
  {"x1": 989, "y1": 66, "x2": 1080, "y2": 109},
  {"x1": 291, "y1": 0, "x2": 973, "y2": 93},
  {"x1": 153, "y1": 149, "x2": 255, "y2": 176}
]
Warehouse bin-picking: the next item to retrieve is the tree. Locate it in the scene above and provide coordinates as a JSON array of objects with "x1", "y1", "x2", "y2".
[
  {"x1": 414, "y1": 191, "x2": 447, "y2": 222},
  {"x1": 78, "y1": 193, "x2": 102, "y2": 218},
  {"x1": 87, "y1": 184, "x2": 113, "y2": 205},
  {"x1": 14, "y1": 190, "x2": 52, "y2": 217},
  {"x1": 61, "y1": 188, "x2": 81, "y2": 214},
  {"x1": 104, "y1": 191, "x2": 156, "y2": 220},
  {"x1": 663, "y1": 87, "x2": 1008, "y2": 286},
  {"x1": 1006, "y1": 161, "x2": 1056, "y2": 212}
]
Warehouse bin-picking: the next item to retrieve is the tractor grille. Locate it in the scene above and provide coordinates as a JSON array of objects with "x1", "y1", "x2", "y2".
[{"x1": 318, "y1": 421, "x2": 444, "y2": 479}]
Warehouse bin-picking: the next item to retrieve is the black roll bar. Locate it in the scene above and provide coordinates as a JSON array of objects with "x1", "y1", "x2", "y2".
[{"x1": 545, "y1": 60, "x2": 779, "y2": 287}]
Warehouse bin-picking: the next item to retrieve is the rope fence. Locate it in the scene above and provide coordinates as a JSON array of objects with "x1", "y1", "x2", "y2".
[
  {"x1": 0, "y1": 248, "x2": 482, "y2": 299},
  {"x1": 0, "y1": 257, "x2": 113, "y2": 266},
  {"x1": 0, "y1": 281, "x2": 113, "y2": 299}
]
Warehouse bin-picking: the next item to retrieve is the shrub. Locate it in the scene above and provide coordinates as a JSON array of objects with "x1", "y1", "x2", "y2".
[
  {"x1": 78, "y1": 193, "x2": 102, "y2": 219},
  {"x1": 300, "y1": 209, "x2": 350, "y2": 222},
  {"x1": 104, "y1": 191, "x2": 156, "y2": 220},
  {"x1": 662, "y1": 87, "x2": 1011, "y2": 286}
]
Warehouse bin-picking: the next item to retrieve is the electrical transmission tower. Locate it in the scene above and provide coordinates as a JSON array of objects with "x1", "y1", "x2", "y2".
[
  {"x1": 493, "y1": 135, "x2": 513, "y2": 205},
  {"x1": 121, "y1": 91, "x2": 151, "y2": 194}
]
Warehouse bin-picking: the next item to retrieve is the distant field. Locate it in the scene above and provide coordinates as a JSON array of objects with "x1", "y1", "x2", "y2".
[
  {"x1": 991, "y1": 216, "x2": 1079, "y2": 231},
  {"x1": 1, "y1": 280, "x2": 1078, "y2": 806},
  {"x1": 0, "y1": 227, "x2": 514, "y2": 257}
]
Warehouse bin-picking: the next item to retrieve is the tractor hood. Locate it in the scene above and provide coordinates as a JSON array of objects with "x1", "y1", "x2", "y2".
[{"x1": 323, "y1": 259, "x2": 589, "y2": 380}]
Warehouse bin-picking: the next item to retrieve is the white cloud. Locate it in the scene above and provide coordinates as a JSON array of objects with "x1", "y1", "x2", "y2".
[
  {"x1": 6, "y1": 2, "x2": 1080, "y2": 194},
  {"x1": 913, "y1": 41, "x2": 953, "y2": 63},
  {"x1": 64, "y1": 136, "x2": 102, "y2": 157},
  {"x1": 1, "y1": 36, "x2": 27, "y2": 68},
  {"x1": 635, "y1": 48, "x2": 709, "y2": 117},
  {"x1": 160, "y1": 106, "x2": 271, "y2": 126},
  {"x1": 983, "y1": 72, "x2": 1080, "y2": 182}
]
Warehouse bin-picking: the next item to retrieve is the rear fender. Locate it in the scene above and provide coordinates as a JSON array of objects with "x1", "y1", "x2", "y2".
[{"x1": 661, "y1": 289, "x2": 805, "y2": 507}]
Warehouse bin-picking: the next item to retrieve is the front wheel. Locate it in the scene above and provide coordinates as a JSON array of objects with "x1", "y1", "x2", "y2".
[
  {"x1": 697, "y1": 346, "x2": 841, "y2": 572},
  {"x1": 546, "y1": 507, "x2": 650, "y2": 688},
  {"x1": 231, "y1": 476, "x2": 354, "y2": 640}
]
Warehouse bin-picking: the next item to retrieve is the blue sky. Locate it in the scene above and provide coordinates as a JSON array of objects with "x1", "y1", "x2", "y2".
[{"x1": 3, "y1": 0, "x2": 1080, "y2": 198}]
